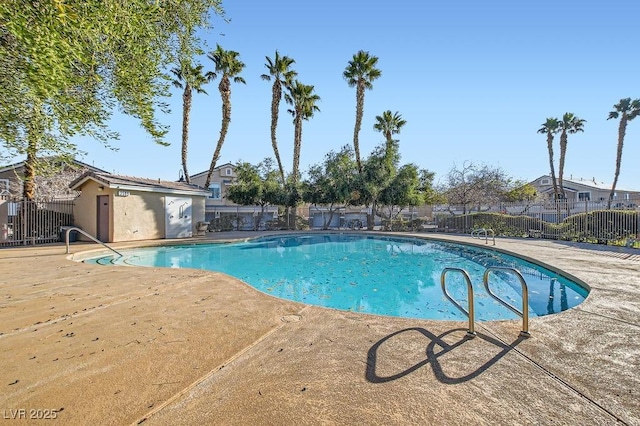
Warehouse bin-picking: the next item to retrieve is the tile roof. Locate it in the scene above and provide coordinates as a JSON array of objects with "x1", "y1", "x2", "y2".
[{"x1": 70, "y1": 171, "x2": 209, "y2": 195}]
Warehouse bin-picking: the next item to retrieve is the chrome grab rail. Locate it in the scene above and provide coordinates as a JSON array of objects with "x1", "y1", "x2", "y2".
[
  {"x1": 482, "y1": 267, "x2": 530, "y2": 337},
  {"x1": 471, "y1": 228, "x2": 495, "y2": 245},
  {"x1": 64, "y1": 226, "x2": 122, "y2": 257},
  {"x1": 440, "y1": 267, "x2": 476, "y2": 338}
]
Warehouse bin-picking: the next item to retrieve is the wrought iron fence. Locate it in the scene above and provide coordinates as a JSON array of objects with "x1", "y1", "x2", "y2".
[
  {"x1": 0, "y1": 196, "x2": 75, "y2": 247},
  {"x1": 431, "y1": 198, "x2": 640, "y2": 248},
  {"x1": 2, "y1": 195, "x2": 638, "y2": 249}
]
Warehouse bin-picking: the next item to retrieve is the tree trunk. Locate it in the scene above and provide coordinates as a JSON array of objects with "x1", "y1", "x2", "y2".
[
  {"x1": 367, "y1": 201, "x2": 377, "y2": 230},
  {"x1": 324, "y1": 204, "x2": 335, "y2": 230},
  {"x1": 289, "y1": 112, "x2": 303, "y2": 231},
  {"x1": 546, "y1": 133, "x2": 559, "y2": 201},
  {"x1": 558, "y1": 131, "x2": 567, "y2": 200},
  {"x1": 22, "y1": 101, "x2": 42, "y2": 201},
  {"x1": 205, "y1": 77, "x2": 231, "y2": 189},
  {"x1": 23, "y1": 140, "x2": 37, "y2": 201},
  {"x1": 558, "y1": 131, "x2": 571, "y2": 217},
  {"x1": 292, "y1": 113, "x2": 302, "y2": 182},
  {"x1": 353, "y1": 80, "x2": 365, "y2": 173},
  {"x1": 271, "y1": 80, "x2": 286, "y2": 185},
  {"x1": 181, "y1": 85, "x2": 192, "y2": 183},
  {"x1": 609, "y1": 114, "x2": 627, "y2": 208}
]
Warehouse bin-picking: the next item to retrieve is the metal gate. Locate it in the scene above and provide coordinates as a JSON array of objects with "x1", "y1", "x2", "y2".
[{"x1": 0, "y1": 196, "x2": 74, "y2": 246}]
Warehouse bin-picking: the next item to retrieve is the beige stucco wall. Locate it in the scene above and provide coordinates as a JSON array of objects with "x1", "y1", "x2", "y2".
[
  {"x1": 112, "y1": 191, "x2": 164, "y2": 242},
  {"x1": 74, "y1": 180, "x2": 207, "y2": 243},
  {"x1": 191, "y1": 165, "x2": 237, "y2": 207}
]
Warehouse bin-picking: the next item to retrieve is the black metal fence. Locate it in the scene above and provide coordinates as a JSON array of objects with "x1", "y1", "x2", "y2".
[
  {"x1": 1, "y1": 195, "x2": 639, "y2": 249},
  {"x1": 0, "y1": 197, "x2": 75, "y2": 247},
  {"x1": 431, "y1": 199, "x2": 640, "y2": 248}
]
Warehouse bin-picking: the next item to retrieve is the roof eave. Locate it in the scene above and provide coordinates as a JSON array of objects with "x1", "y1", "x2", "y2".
[{"x1": 70, "y1": 175, "x2": 208, "y2": 196}]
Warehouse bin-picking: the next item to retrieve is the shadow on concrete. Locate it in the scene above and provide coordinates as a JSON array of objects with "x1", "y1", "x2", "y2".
[
  {"x1": 548, "y1": 240, "x2": 640, "y2": 261},
  {"x1": 366, "y1": 327, "x2": 527, "y2": 384}
]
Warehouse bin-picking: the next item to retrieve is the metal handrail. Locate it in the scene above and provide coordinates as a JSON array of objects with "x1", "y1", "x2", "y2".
[
  {"x1": 440, "y1": 267, "x2": 476, "y2": 338},
  {"x1": 482, "y1": 267, "x2": 530, "y2": 337},
  {"x1": 471, "y1": 228, "x2": 495, "y2": 245},
  {"x1": 64, "y1": 226, "x2": 122, "y2": 257}
]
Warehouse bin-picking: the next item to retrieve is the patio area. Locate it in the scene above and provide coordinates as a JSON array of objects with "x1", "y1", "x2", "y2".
[{"x1": 1, "y1": 233, "x2": 639, "y2": 425}]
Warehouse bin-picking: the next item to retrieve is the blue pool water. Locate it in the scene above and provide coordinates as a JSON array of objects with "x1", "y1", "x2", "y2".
[{"x1": 85, "y1": 234, "x2": 588, "y2": 321}]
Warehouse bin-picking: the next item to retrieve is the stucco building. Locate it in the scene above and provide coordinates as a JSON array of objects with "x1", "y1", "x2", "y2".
[{"x1": 70, "y1": 172, "x2": 209, "y2": 242}]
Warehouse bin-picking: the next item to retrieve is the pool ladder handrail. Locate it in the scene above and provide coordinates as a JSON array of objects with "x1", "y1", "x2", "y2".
[
  {"x1": 64, "y1": 226, "x2": 123, "y2": 257},
  {"x1": 471, "y1": 228, "x2": 495, "y2": 245},
  {"x1": 482, "y1": 266, "x2": 530, "y2": 337},
  {"x1": 440, "y1": 268, "x2": 476, "y2": 338}
]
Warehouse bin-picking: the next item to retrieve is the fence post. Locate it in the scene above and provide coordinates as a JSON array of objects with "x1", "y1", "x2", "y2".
[
  {"x1": 539, "y1": 202, "x2": 543, "y2": 235},
  {"x1": 584, "y1": 200, "x2": 588, "y2": 240},
  {"x1": 637, "y1": 208, "x2": 640, "y2": 244},
  {"x1": 22, "y1": 200, "x2": 27, "y2": 246}
]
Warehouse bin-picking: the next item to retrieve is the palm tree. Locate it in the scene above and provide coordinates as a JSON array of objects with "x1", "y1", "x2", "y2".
[
  {"x1": 261, "y1": 51, "x2": 297, "y2": 185},
  {"x1": 284, "y1": 80, "x2": 321, "y2": 183},
  {"x1": 343, "y1": 50, "x2": 381, "y2": 173},
  {"x1": 171, "y1": 61, "x2": 211, "y2": 184},
  {"x1": 557, "y1": 113, "x2": 586, "y2": 200},
  {"x1": 204, "y1": 45, "x2": 246, "y2": 189},
  {"x1": 607, "y1": 98, "x2": 640, "y2": 206},
  {"x1": 373, "y1": 110, "x2": 406, "y2": 155},
  {"x1": 538, "y1": 118, "x2": 561, "y2": 201}
]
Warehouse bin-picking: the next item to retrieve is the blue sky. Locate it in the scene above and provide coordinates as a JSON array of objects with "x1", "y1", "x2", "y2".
[{"x1": 75, "y1": 0, "x2": 640, "y2": 190}]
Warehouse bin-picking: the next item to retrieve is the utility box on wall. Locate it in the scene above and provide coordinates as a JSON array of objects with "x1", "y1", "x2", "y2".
[{"x1": 69, "y1": 172, "x2": 209, "y2": 242}]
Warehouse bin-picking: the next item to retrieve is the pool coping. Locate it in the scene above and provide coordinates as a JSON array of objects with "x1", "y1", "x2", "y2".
[{"x1": 1, "y1": 231, "x2": 639, "y2": 425}]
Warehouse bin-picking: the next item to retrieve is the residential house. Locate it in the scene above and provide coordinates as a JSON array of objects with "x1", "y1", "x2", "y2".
[
  {"x1": 529, "y1": 175, "x2": 640, "y2": 207},
  {"x1": 189, "y1": 163, "x2": 278, "y2": 231},
  {"x1": 0, "y1": 157, "x2": 108, "y2": 201}
]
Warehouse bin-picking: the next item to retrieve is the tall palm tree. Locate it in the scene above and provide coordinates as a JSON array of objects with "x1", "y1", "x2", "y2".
[
  {"x1": 343, "y1": 50, "x2": 381, "y2": 173},
  {"x1": 171, "y1": 61, "x2": 211, "y2": 184},
  {"x1": 373, "y1": 110, "x2": 406, "y2": 154},
  {"x1": 607, "y1": 97, "x2": 640, "y2": 205},
  {"x1": 204, "y1": 45, "x2": 246, "y2": 189},
  {"x1": 557, "y1": 112, "x2": 585, "y2": 200},
  {"x1": 261, "y1": 51, "x2": 297, "y2": 185},
  {"x1": 284, "y1": 80, "x2": 321, "y2": 183},
  {"x1": 537, "y1": 118, "x2": 561, "y2": 201}
]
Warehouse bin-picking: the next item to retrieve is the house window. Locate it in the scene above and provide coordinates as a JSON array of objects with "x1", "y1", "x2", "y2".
[
  {"x1": 225, "y1": 168, "x2": 232, "y2": 176},
  {"x1": 624, "y1": 193, "x2": 630, "y2": 200},
  {"x1": 0, "y1": 178, "x2": 9, "y2": 194},
  {"x1": 208, "y1": 183, "x2": 221, "y2": 199},
  {"x1": 577, "y1": 191, "x2": 591, "y2": 201},
  {"x1": 540, "y1": 179, "x2": 550, "y2": 185}
]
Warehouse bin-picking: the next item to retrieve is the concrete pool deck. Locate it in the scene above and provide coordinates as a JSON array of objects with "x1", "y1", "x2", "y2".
[{"x1": 1, "y1": 232, "x2": 639, "y2": 425}]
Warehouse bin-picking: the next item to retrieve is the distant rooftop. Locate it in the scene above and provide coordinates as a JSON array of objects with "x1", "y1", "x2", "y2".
[
  {"x1": 534, "y1": 175, "x2": 636, "y2": 192},
  {"x1": 0, "y1": 157, "x2": 109, "y2": 174},
  {"x1": 564, "y1": 176, "x2": 612, "y2": 190}
]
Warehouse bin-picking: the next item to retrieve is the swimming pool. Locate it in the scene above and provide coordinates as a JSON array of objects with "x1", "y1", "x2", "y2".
[{"x1": 85, "y1": 233, "x2": 588, "y2": 321}]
